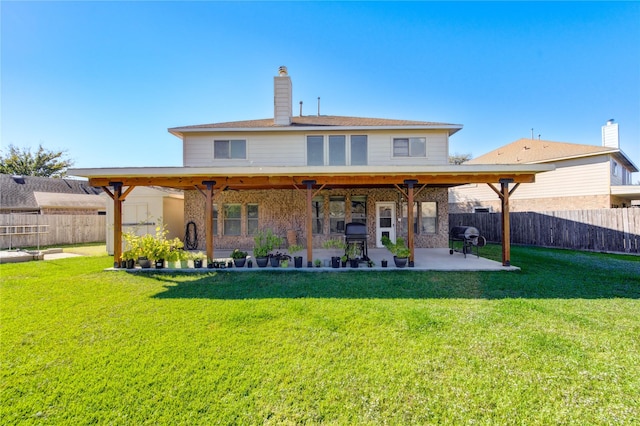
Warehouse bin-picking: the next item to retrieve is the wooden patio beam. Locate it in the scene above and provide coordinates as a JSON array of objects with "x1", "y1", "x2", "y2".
[
  {"x1": 302, "y1": 180, "x2": 316, "y2": 267},
  {"x1": 88, "y1": 173, "x2": 537, "y2": 190}
]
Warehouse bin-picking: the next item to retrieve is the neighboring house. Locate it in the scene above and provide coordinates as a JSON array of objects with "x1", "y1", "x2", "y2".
[
  {"x1": 0, "y1": 174, "x2": 105, "y2": 215},
  {"x1": 449, "y1": 120, "x2": 640, "y2": 213},
  {"x1": 105, "y1": 186, "x2": 184, "y2": 255},
  {"x1": 70, "y1": 67, "x2": 551, "y2": 266}
]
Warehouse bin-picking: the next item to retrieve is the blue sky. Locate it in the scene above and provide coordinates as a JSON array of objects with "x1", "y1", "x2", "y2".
[{"x1": 2, "y1": 1, "x2": 639, "y2": 178}]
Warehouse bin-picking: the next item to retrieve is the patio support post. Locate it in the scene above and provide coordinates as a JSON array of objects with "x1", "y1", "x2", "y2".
[
  {"x1": 110, "y1": 182, "x2": 123, "y2": 265},
  {"x1": 302, "y1": 180, "x2": 316, "y2": 267},
  {"x1": 203, "y1": 180, "x2": 216, "y2": 262},
  {"x1": 404, "y1": 179, "x2": 418, "y2": 267},
  {"x1": 499, "y1": 178, "x2": 513, "y2": 266}
]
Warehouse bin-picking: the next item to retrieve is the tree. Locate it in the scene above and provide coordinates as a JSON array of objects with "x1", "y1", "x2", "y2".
[
  {"x1": 449, "y1": 152, "x2": 472, "y2": 165},
  {"x1": 0, "y1": 144, "x2": 74, "y2": 177}
]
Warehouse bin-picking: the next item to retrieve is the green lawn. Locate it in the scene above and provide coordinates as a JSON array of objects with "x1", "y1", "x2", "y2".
[{"x1": 1, "y1": 246, "x2": 639, "y2": 424}]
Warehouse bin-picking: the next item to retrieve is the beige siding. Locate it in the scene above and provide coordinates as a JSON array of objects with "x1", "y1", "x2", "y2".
[
  {"x1": 449, "y1": 155, "x2": 614, "y2": 212},
  {"x1": 183, "y1": 130, "x2": 450, "y2": 167}
]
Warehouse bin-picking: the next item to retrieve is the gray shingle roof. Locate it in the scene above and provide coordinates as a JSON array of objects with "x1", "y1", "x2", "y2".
[
  {"x1": 0, "y1": 174, "x2": 103, "y2": 211},
  {"x1": 169, "y1": 115, "x2": 462, "y2": 131}
]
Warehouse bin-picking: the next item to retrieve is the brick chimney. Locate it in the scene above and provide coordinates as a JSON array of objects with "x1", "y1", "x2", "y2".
[
  {"x1": 602, "y1": 119, "x2": 619, "y2": 148},
  {"x1": 274, "y1": 66, "x2": 292, "y2": 126}
]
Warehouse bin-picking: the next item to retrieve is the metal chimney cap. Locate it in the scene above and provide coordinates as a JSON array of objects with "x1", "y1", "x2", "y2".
[
  {"x1": 278, "y1": 66, "x2": 288, "y2": 76},
  {"x1": 607, "y1": 118, "x2": 615, "y2": 125}
]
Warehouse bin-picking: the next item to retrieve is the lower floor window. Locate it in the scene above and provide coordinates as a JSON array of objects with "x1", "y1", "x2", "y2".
[
  {"x1": 401, "y1": 201, "x2": 437, "y2": 234},
  {"x1": 223, "y1": 204, "x2": 241, "y2": 235},
  {"x1": 312, "y1": 196, "x2": 324, "y2": 234},
  {"x1": 329, "y1": 196, "x2": 345, "y2": 233},
  {"x1": 247, "y1": 204, "x2": 259, "y2": 235}
]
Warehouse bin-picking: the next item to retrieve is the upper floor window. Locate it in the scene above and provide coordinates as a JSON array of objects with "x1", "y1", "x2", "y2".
[
  {"x1": 329, "y1": 136, "x2": 346, "y2": 166},
  {"x1": 393, "y1": 138, "x2": 426, "y2": 157},
  {"x1": 214, "y1": 140, "x2": 246, "y2": 159},
  {"x1": 307, "y1": 135, "x2": 368, "y2": 166},
  {"x1": 611, "y1": 160, "x2": 619, "y2": 177},
  {"x1": 351, "y1": 136, "x2": 368, "y2": 165},
  {"x1": 307, "y1": 136, "x2": 324, "y2": 166}
]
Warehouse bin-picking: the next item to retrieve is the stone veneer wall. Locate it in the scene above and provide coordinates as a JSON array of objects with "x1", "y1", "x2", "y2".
[
  {"x1": 184, "y1": 187, "x2": 449, "y2": 250},
  {"x1": 449, "y1": 194, "x2": 613, "y2": 213}
]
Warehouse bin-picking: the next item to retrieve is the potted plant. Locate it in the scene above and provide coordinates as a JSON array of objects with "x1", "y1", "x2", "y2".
[
  {"x1": 367, "y1": 260, "x2": 375, "y2": 268},
  {"x1": 253, "y1": 229, "x2": 281, "y2": 268},
  {"x1": 270, "y1": 251, "x2": 291, "y2": 267},
  {"x1": 231, "y1": 249, "x2": 248, "y2": 267},
  {"x1": 288, "y1": 244, "x2": 304, "y2": 268},
  {"x1": 314, "y1": 259, "x2": 322, "y2": 268},
  {"x1": 121, "y1": 249, "x2": 137, "y2": 269},
  {"x1": 381, "y1": 236, "x2": 410, "y2": 268},
  {"x1": 166, "y1": 248, "x2": 180, "y2": 269},
  {"x1": 340, "y1": 255, "x2": 348, "y2": 268},
  {"x1": 346, "y1": 243, "x2": 361, "y2": 268},
  {"x1": 280, "y1": 258, "x2": 289, "y2": 268},
  {"x1": 191, "y1": 252, "x2": 205, "y2": 268},
  {"x1": 381, "y1": 259, "x2": 388, "y2": 268},
  {"x1": 323, "y1": 239, "x2": 345, "y2": 268}
]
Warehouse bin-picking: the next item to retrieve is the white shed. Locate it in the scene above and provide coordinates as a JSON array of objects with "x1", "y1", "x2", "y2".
[{"x1": 105, "y1": 187, "x2": 184, "y2": 255}]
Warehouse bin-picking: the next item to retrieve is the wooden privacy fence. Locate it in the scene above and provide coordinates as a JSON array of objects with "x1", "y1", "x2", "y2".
[
  {"x1": 450, "y1": 208, "x2": 640, "y2": 254},
  {"x1": 0, "y1": 214, "x2": 106, "y2": 249}
]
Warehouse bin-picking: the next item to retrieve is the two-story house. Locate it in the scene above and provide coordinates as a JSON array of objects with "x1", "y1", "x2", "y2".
[
  {"x1": 449, "y1": 120, "x2": 639, "y2": 213},
  {"x1": 71, "y1": 67, "x2": 551, "y2": 266}
]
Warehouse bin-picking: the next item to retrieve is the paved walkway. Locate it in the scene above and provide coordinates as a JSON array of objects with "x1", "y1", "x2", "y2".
[
  {"x1": 0, "y1": 249, "x2": 80, "y2": 264},
  {"x1": 119, "y1": 248, "x2": 519, "y2": 272},
  {"x1": 1, "y1": 247, "x2": 517, "y2": 271}
]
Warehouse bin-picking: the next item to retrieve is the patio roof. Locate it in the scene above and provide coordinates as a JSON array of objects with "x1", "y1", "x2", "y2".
[{"x1": 69, "y1": 164, "x2": 553, "y2": 190}]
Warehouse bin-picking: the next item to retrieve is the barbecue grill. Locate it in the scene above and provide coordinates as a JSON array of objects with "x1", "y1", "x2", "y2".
[
  {"x1": 344, "y1": 222, "x2": 369, "y2": 261},
  {"x1": 449, "y1": 226, "x2": 486, "y2": 258}
]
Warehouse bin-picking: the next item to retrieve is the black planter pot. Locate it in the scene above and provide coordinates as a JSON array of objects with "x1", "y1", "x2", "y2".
[
  {"x1": 294, "y1": 256, "x2": 303, "y2": 268},
  {"x1": 393, "y1": 256, "x2": 408, "y2": 268},
  {"x1": 381, "y1": 260, "x2": 388, "y2": 268},
  {"x1": 256, "y1": 257, "x2": 269, "y2": 268},
  {"x1": 155, "y1": 259, "x2": 165, "y2": 269},
  {"x1": 193, "y1": 259, "x2": 203, "y2": 268},
  {"x1": 247, "y1": 260, "x2": 253, "y2": 268},
  {"x1": 138, "y1": 257, "x2": 151, "y2": 269},
  {"x1": 350, "y1": 259, "x2": 359, "y2": 268},
  {"x1": 331, "y1": 256, "x2": 340, "y2": 268},
  {"x1": 270, "y1": 257, "x2": 280, "y2": 267},
  {"x1": 126, "y1": 259, "x2": 135, "y2": 269},
  {"x1": 233, "y1": 258, "x2": 246, "y2": 268},
  {"x1": 341, "y1": 260, "x2": 347, "y2": 267}
]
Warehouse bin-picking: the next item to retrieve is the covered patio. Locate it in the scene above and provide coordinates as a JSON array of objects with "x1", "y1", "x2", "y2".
[{"x1": 70, "y1": 164, "x2": 553, "y2": 269}]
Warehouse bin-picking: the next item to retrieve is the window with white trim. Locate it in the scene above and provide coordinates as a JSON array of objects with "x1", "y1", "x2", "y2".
[
  {"x1": 351, "y1": 135, "x2": 368, "y2": 165},
  {"x1": 214, "y1": 140, "x2": 246, "y2": 159},
  {"x1": 401, "y1": 201, "x2": 438, "y2": 234},
  {"x1": 312, "y1": 196, "x2": 324, "y2": 234},
  {"x1": 329, "y1": 136, "x2": 346, "y2": 166},
  {"x1": 306, "y1": 135, "x2": 368, "y2": 165},
  {"x1": 307, "y1": 136, "x2": 324, "y2": 166},
  {"x1": 329, "y1": 196, "x2": 345, "y2": 233},
  {"x1": 247, "y1": 204, "x2": 259, "y2": 235},
  {"x1": 223, "y1": 204, "x2": 241, "y2": 235},
  {"x1": 393, "y1": 137, "x2": 426, "y2": 157}
]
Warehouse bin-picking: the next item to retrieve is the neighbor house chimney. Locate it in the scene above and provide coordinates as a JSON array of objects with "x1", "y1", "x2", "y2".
[
  {"x1": 602, "y1": 119, "x2": 619, "y2": 148},
  {"x1": 274, "y1": 66, "x2": 292, "y2": 126}
]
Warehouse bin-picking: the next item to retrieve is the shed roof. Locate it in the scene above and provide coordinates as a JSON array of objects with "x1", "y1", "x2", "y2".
[{"x1": 0, "y1": 174, "x2": 104, "y2": 211}]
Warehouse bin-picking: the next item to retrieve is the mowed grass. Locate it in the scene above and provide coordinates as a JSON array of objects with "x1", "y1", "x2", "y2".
[{"x1": 1, "y1": 246, "x2": 639, "y2": 424}]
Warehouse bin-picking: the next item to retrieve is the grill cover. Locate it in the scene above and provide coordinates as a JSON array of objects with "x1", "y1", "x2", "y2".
[
  {"x1": 345, "y1": 222, "x2": 367, "y2": 238},
  {"x1": 450, "y1": 226, "x2": 479, "y2": 240}
]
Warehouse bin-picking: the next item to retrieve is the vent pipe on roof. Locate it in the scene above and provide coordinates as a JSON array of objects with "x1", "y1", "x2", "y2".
[
  {"x1": 317, "y1": 97, "x2": 320, "y2": 116},
  {"x1": 602, "y1": 119, "x2": 619, "y2": 148},
  {"x1": 299, "y1": 101, "x2": 303, "y2": 117},
  {"x1": 274, "y1": 66, "x2": 292, "y2": 126}
]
